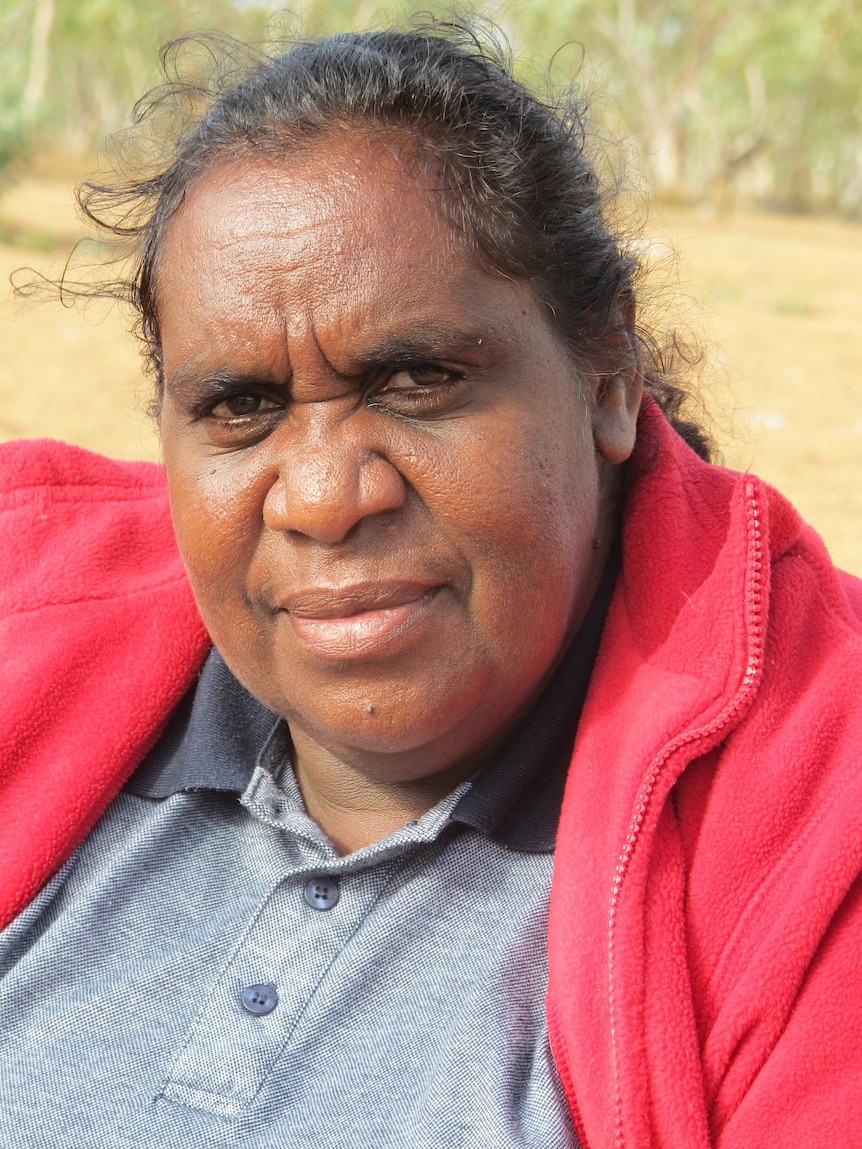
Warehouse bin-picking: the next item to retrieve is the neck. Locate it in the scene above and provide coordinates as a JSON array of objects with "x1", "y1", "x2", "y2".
[{"x1": 289, "y1": 731, "x2": 476, "y2": 854}]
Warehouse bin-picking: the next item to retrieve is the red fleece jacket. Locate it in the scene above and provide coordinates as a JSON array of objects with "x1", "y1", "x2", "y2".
[{"x1": 2, "y1": 402, "x2": 862, "y2": 1148}]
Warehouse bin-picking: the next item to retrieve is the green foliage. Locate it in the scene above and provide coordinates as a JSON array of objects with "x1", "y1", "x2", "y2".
[
  {"x1": 506, "y1": 0, "x2": 862, "y2": 214},
  {"x1": 0, "y1": 0, "x2": 859, "y2": 214},
  {"x1": 0, "y1": 0, "x2": 32, "y2": 178}
]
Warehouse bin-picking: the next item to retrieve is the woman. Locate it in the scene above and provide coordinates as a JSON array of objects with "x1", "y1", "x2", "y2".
[{"x1": 2, "y1": 22, "x2": 862, "y2": 1149}]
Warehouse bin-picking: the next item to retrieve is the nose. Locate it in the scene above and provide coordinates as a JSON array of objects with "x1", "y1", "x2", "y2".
[{"x1": 262, "y1": 416, "x2": 407, "y2": 544}]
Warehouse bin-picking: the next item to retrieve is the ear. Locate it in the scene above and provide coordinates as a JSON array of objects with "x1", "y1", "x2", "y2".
[
  {"x1": 591, "y1": 366, "x2": 642, "y2": 464},
  {"x1": 589, "y1": 294, "x2": 643, "y2": 465}
]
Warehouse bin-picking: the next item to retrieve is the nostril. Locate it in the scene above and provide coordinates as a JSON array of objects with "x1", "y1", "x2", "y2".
[
  {"x1": 358, "y1": 454, "x2": 408, "y2": 512},
  {"x1": 263, "y1": 448, "x2": 406, "y2": 543}
]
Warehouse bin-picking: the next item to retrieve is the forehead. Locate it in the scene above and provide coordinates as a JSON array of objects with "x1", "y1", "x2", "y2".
[
  {"x1": 158, "y1": 136, "x2": 461, "y2": 310},
  {"x1": 154, "y1": 133, "x2": 557, "y2": 384}
]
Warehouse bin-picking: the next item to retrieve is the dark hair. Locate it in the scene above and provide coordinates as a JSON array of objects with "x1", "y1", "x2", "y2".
[{"x1": 77, "y1": 19, "x2": 711, "y2": 459}]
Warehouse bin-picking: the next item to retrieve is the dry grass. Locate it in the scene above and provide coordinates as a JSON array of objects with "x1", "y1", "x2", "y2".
[{"x1": 2, "y1": 170, "x2": 861, "y2": 573}]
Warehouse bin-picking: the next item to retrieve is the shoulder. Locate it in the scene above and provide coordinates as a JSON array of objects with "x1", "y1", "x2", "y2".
[
  {"x1": 550, "y1": 407, "x2": 862, "y2": 1145},
  {"x1": 0, "y1": 438, "x2": 182, "y2": 617},
  {"x1": 0, "y1": 441, "x2": 209, "y2": 931},
  {"x1": 0, "y1": 436, "x2": 168, "y2": 501},
  {"x1": 673, "y1": 478, "x2": 862, "y2": 1142}
]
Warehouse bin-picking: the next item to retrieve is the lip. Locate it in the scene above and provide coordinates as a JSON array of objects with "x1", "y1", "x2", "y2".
[{"x1": 282, "y1": 581, "x2": 443, "y2": 659}]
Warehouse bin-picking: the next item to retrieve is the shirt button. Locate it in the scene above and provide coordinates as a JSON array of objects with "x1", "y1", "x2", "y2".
[
  {"x1": 304, "y1": 876, "x2": 340, "y2": 911},
  {"x1": 240, "y1": 984, "x2": 278, "y2": 1016}
]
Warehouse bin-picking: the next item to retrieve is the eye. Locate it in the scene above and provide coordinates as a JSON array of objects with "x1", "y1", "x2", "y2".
[
  {"x1": 210, "y1": 393, "x2": 278, "y2": 419},
  {"x1": 388, "y1": 365, "x2": 454, "y2": 389},
  {"x1": 369, "y1": 363, "x2": 466, "y2": 417},
  {"x1": 195, "y1": 387, "x2": 285, "y2": 448}
]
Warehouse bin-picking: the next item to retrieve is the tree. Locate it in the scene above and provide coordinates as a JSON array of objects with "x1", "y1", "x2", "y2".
[{"x1": 0, "y1": 0, "x2": 859, "y2": 214}]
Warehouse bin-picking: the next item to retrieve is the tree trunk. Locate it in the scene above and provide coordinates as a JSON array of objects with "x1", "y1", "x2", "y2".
[{"x1": 21, "y1": 0, "x2": 55, "y2": 126}]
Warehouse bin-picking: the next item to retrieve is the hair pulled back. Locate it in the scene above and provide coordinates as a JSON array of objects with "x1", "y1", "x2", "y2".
[{"x1": 79, "y1": 18, "x2": 711, "y2": 459}]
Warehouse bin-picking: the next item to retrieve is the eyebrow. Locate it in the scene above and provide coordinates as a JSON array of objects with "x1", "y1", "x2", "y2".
[
  {"x1": 163, "y1": 316, "x2": 511, "y2": 399},
  {"x1": 350, "y1": 318, "x2": 509, "y2": 368},
  {"x1": 164, "y1": 365, "x2": 285, "y2": 402}
]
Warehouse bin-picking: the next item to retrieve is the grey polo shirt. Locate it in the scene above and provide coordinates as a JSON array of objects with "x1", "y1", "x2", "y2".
[{"x1": 0, "y1": 562, "x2": 615, "y2": 1149}]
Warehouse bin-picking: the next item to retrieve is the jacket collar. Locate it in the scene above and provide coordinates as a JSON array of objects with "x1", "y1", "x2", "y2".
[{"x1": 546, "y1": 397, "x2": 796, "y2": 1149}]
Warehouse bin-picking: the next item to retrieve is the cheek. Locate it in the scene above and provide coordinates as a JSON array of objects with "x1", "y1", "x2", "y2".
[
  {"x1": 433, "y1": 413, "x2": 601, "y2": 633},
  {"x1": 464, "y1": 415, "x2": 597, "y2": 551},
  {"x1": 164, "y1": 448, "x2": 268, "y2": 615}
]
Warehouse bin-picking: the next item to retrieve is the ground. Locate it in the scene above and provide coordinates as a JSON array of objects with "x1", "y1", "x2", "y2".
[{"x1": 2, "y1": 167, "x2": 861, "y2": 573}]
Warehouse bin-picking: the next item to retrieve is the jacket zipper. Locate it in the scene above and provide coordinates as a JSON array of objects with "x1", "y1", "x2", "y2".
[{"x1": 606, "y1": 480, "x2": 766, "y2": 1149}]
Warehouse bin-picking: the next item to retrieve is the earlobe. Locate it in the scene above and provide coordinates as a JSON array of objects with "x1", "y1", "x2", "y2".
[
  {"x1": 589, "y1": 291, "x2": 643, "y2": 465},
  {"x1": 592, "y1": 366, "x2": 643, "y2": 465}
]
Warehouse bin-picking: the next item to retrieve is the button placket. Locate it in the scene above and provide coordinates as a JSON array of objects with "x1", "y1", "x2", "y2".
[{"x1": 160, "y1": 864, "x2": 386, "y2": 1118}]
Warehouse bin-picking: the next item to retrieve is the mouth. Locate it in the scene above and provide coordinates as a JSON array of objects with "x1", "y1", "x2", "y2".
[{"x1": 281, "y1": 581, "x2": 443, "y2": 659}]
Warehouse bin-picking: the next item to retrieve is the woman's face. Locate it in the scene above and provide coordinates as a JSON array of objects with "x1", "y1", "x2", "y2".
[{"x1": 157, "y1": 135, "x2": 639, "y2": 785}]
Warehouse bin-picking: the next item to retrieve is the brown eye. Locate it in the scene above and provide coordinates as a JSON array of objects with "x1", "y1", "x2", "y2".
[
  {"x1": 197, "y1": 388, "x2": 283, "y2": 448},
  {"x1": 213, "y1": 394, "x2": 266, "y2": 417},
  {"x1": 386, "y1": 365, "x2": 454, "y2": 390},
  {"x1": 369, "y1": 363, "x2": 466, "y2": 419},
  {"x1": 406, "y1": 365, "x2": 450, "y2": 386}
]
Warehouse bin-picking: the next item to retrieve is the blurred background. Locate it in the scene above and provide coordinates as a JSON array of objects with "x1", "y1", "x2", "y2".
[{"x1": 1, "y1": 0, "x2": 861, "y2": 570}]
